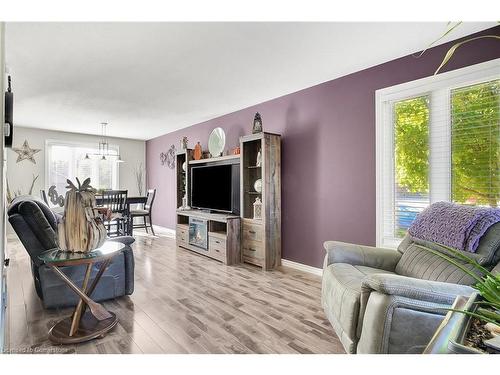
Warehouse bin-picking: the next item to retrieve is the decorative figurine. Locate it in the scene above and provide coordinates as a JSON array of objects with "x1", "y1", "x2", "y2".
[
  {"x1": 256, "y1": 149, "x2": 262, "y2": 167},
  {"x1": 232, "y1": 146, "x2": 240, "y2": 155},
  {"x1": 194, "y1": 142, "x2": 202, "y2": 160},
  {"x1": 252, "y1": 112, "x2": 263, "y2": 134},
  {"x1": 180, "y1": 194, "x2": 190, "y2": 210},
  {"x1": 253, "y1": 197, "x2": 262, "y2": 220},
  {"x1": 181, "y1": 136, "x2": 188, "y2": 150}
]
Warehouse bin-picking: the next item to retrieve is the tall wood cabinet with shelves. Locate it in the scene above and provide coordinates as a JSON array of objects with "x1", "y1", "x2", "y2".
[
  {"x1": 240, "y1": 132, "x2": 281, "y2": 270},
  {"x1": 176, "y1": 149, "x2": 193, "y2": 209}
]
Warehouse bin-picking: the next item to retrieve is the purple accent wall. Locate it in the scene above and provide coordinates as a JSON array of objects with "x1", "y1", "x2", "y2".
[{"x1": 146, "y1": 26, "x2": 500, "y2": 268}]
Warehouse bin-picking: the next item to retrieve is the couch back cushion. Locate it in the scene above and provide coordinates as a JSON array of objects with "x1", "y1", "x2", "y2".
[
  {"x1": 395, "y1": 243, "x2": 479, "y2": 285},
  {"x1": 398, "y1": 221, "x2": 500, "y2": 267},
  {"x1": 8, "y1": 196, "x2": 59, "y2": 265}
]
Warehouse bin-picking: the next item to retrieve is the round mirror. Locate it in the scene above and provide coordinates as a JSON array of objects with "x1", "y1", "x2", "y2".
[{"x1": 208, "y1": 127, "x2": 226, "y2": 157}]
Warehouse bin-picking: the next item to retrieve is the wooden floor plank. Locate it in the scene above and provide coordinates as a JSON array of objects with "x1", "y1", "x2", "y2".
[{"x1": 5, "y1": 230, "x2": 344, "y2": 354}]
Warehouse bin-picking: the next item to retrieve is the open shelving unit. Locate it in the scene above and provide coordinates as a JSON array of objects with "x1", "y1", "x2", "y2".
[{"x1": 240, "y1": 132, "x2": 281, "y2": 270}]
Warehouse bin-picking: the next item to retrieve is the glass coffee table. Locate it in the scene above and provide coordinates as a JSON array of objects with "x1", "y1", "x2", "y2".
[{"x1": 38, "y1": 241, "x2": 126, "y2": 344}]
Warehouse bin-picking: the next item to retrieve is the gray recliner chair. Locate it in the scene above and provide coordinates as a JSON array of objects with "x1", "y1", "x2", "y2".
[
  {"x1": 8, "y1": 196, "x2": 135, "y2": 309},
  {"x1": 321, "y1": 223, "x2": 500, "y2": 354}
]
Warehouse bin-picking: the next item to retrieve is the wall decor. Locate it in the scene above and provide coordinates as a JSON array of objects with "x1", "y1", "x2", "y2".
[
  {"x1": 252, "y1": 112, "x2": 263, "y2": 134},
  {"x1": 180, "y1": 136, "x2": 188, "y2": 150},
  {"x1": 166, "y1": 144, "x2": 176, "y2": 169},
  {"x1": 208, "y1": 127, "x2": 226, "y2": 157},
  {"x1": 160, "y1": 152, "x2": 167, "y2": 165},
  {"x1": 194, "y1": 142, "x2": 203, "y2": 160},
  {"x1": 253, "y1": 197, "x2": 262, "y2": 220},
  {"x1": 48, "y1": 185, "x2": 65, "y2": 207},
  {"x1": 12, "y1": 139, "x2": 41, "y2": 164}
]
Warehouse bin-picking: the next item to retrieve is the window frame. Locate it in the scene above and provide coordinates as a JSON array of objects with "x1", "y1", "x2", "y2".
[
  {"x1": 45, "y1": 139, "x2": 121, "y2": 191},
  {"x1": 376, "y1": 58, "x2": 500, "y2": 248}
]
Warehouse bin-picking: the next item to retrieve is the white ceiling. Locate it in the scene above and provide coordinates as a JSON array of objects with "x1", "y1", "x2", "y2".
[{"x1": 5, "y1": 22, "x2": 496, "y2": 140}]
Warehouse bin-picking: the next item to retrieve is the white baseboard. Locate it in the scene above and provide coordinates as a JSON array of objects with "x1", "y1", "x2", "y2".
[
  {"x1": 162, "y1": 228, "x2": 322, "y2": 276},
  {"x1": 280, "y1": 259, "x2": 323, "y2": 276},
  {"x1": 134, "y1": 225, "x2": 175, "y2": 237},
  {"x1": 152, "y1": 225, "x2": 175, "y2": 236}
]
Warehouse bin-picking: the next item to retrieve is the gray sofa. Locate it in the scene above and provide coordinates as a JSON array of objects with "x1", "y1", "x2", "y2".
[
  {"x1": 8, "y1": 196, "x2": 135, "y2": 309},
  {"x1": 321, "y1": 223, "x2": 500, "y2": 354}
]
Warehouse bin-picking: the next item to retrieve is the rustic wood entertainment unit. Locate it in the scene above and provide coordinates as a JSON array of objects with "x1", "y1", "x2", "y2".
[
  {"x1": 176, "y1": 210, "x2": 241, "y2": 265},
  {"x1": 175, "y1": 132, "x2": 281, "y2": 270}
]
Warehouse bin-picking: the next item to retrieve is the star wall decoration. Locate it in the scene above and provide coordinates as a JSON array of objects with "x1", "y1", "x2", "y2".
[{"x1": 12, "y1": 140, "x2": 41, "y2": 164}]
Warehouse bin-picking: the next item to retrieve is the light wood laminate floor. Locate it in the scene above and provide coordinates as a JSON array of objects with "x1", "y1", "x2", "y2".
[{"x1": 5, "y1": 230, "x2": 344, "y2": 354}]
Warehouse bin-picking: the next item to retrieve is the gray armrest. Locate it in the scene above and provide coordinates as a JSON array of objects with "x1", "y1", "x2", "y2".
[
  {"x1": 362, "y1": 273, "x2": 475, "y2": 305},
  {"x1": 491, "y1": 262, "x2": 500, "y2": 275},
  {"x1": 323, "y1": 241, "x2": 401, "y2": 272}
]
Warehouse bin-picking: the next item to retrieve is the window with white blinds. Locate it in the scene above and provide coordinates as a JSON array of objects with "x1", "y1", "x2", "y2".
[
  {"x1": 46, "y1": 140, "x2": 119, "y2": 194},
  {"x1": 451, "y1": 80, "x2": 500, "y2": 207},
  {"x1": 376, "y1": 59, "x2": 500, "y2": 248}
]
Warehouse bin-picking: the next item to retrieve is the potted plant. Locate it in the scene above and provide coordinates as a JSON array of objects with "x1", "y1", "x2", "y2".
[{"x1": 419, "y1": 243, "x2": 500, "y2": 353}]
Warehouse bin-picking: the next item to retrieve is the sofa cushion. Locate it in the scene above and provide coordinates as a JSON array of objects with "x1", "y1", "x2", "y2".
[
  {"x1": 395, "y1": 243, "x2": 478, "y2": 285},
  {"x1": 9, "y1": 195, "x2": 58, "y2": 231},
  {"x1": 398, "y1": 222, "x2": 500, "y2": 267},
  {"x1": 322, "y1": 263, "x2": 395, "y2": 349}
]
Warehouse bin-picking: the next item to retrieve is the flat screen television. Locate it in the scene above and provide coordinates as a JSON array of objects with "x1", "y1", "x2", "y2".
[{"x1": 191, "y1": 164, "x2": 240, "y2": 214}]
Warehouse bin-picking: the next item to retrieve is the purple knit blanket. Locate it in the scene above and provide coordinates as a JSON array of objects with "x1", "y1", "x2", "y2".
[{"x1": 408, "y1": 201, "x2": 500, "y2": 253}]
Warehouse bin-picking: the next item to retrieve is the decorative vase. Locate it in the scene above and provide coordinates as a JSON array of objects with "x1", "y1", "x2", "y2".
[
  {"x1": 194, "y1": 142, "x2": 202, "y2": 160},
  {"x1": 57, "y1": 178, "x2": 107, "y2": 253}
]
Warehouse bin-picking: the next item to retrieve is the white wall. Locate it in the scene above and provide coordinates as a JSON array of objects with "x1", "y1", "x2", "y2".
[
  {"x1": 0, "y1": 21, "x2": 6, "y2": 352},
  {"x1": 7, "y1": 126, "x2": 146, "y2": 199}
]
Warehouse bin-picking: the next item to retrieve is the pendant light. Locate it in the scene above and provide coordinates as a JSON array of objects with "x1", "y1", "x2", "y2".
[{"x1": 83, "y1": 122, "x2": 125, "y2": 163}]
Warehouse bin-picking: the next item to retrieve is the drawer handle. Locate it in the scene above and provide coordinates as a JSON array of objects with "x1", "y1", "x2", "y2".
[
  {"x1": 215, "y1": 249, "x2": 220, "y2": 253},
  {"x1": 215, "y1": 240, "x2": 220, "y2": 244},
  {"x1": 248, "y1": 248, "x2": 257, "y2": 252},
  {"x1": 248, "y1": 230, "x2": 256, "y2": 234}
]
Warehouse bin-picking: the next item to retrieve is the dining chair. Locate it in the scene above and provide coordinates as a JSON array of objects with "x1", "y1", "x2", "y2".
[
  {"x1": 101, "y1": 190, "x2": 128, "y2": 237},
  {"x1": 130, "y1": 188, "x2": 156, "y2": 236}
]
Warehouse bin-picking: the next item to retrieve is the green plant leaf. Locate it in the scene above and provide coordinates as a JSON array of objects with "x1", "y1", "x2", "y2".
[
  {"x1": 435, "y1": 35, "x2": 500, "y2": 74},
  {"x1": 417, "y1": 21, "x2": 463, "y2": 58}
]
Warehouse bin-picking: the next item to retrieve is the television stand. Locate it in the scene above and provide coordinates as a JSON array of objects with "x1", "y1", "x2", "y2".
[{"x1": 175, "y1": 209, "x2": 241, "y2": 265}]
